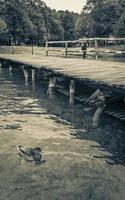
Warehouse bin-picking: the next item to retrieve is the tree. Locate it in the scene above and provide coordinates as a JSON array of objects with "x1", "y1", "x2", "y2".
[
  {"x1": 113, "y1": 0, "x2": 125, "y2": 36},
  {"x1": 59, "y1": 10, "x2": 78, "y2": 40},
  {"x1": 0, "y1": 18, "x2": 8, "y2": 44},
  {"x1": 80, "y1": 0, "x2": 121, "y2": 37}
]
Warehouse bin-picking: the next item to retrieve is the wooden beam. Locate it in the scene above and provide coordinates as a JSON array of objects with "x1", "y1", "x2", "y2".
[
  {"x1": 92, "y1": 104, "x2": 106, "y2": 128},
  {"x1": 79, "y1": 37, "x2": 125, "y2": 41},
  {"x1": 65, "y1": 42, "x2": 68, "y2": 58},
  {"x1": 32, "y1": 44, "x2": 34, "y2": 55},
  {"x1": 47, "y1": 40, "x2": 78, "y2": 44},
  {"x1": 95, "y1": 40, "x2": 99, "y2": 60},
  {"x1": 46, "y1": 42, "x2": 48, "y2": 56}
]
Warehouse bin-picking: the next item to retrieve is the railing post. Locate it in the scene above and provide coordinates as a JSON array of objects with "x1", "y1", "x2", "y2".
[
  {"x1": 65, "y1": 42, "x2": 68, "y2": 58},
  {"x1": 11, "y1": 41, "x2": 14, "y2": 54},
  {"x1": 95, "y1": 39, "x2": 99, "y2": 60},
  {"x1": 46, "y1": 42, "x2": 48, "y2": 56},
  {"x1": 32, "y1": 44, "x2": 34, "y2": 55}
]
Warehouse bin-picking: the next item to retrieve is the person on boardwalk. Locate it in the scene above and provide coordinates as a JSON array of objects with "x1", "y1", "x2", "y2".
[{"x1": 81, "y1": 42, "x2": 87, "y2": 59}]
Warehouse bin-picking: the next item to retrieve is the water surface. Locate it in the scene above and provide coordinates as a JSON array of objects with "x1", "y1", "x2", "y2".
[{"x1": 0, "y1": 64, "x2": 125, "y2": 200}]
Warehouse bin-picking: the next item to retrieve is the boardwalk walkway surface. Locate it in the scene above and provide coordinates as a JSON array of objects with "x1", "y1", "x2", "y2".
[{"x1": 0, "y1": 54, "x2": 125, "y2": 93}]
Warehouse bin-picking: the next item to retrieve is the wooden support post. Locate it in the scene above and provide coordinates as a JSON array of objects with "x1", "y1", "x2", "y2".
[
  {"x1": 31, "y1": 68, "x2": 36, "y2": 82},
  {"x1": 41, "y1": 70, "x2": 47, "y2": 80},
  {"x1": 86, "y1": 89, "x2": 101, "y2": 104},
  {"x1": 0, "y1": 63, "x2": 3, "y2": 73},
  {"x1": 32, "y1": 44, "x2": 34, "y2": 55},
  {"x1": 92, "y1": 104, "x2": 106, "y2": 128},
  {"x1": 46, "y1": 42, "x2": 48, "y2": 56},
  {"x1": 31, "y1": 68, "x2": 36, "y2": 89},
  {"x1": 11, "y1": 41, "x2": 14, "y2": 54},
  {"x1": 2, "y1": 61, "x2": 6, "y2": 67},
  {"x1": 95, "y1": 40, "x2": 99, "y2": 60},
  {"x1": 65, "y1": 42, "x2": 68, "y2": 58},
  {"x1": 38, "y1": 69, "x2": 42, "y2": 79},
  {"x1": 9, "y1": 65, "x2": 12, "y2": 71},
  {"x1": 8, "y1": 66, "x2": 13, "y2": 77},
  {"x1": 47, "y1": 77, "x2": 56, "y2": 98},
  {"x1": 22, "y1": 66, "x2": 29, "y2": 86},
  {"x1": 69, "y1": 79, "x2": 75, "y2": 104},
  {"x1": 36, "y1": 68, "x2": 41, "y2": 80},
  {"x1": 92, "y1": 90, "x2": 106, "y2": 128}
]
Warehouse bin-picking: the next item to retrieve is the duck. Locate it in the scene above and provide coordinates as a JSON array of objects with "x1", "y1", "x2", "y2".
[{"x1": 17, "y1": 145, "x2": 42, "y2": 162}]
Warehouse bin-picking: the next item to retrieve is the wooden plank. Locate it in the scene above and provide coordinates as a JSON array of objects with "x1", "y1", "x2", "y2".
[{"x1": 0, "y1": 54, "x2": 125, "y2": 92}]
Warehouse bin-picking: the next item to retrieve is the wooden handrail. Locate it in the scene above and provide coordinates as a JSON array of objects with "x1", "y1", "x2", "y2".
[{"x1": 46, "y1": 38, "x2": 125, "y2": 59}]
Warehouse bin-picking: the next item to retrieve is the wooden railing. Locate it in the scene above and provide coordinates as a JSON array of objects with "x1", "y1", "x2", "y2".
[{"x1": 46, "y1": 38, "x2": 125, "y2": 59}]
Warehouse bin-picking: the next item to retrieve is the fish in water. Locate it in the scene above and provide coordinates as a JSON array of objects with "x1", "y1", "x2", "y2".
[{"x1": 17, "y1": 145, "x2": 42, "y2": 162}]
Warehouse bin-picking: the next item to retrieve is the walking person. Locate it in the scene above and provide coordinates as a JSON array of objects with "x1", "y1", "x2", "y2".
[{"x1": 81, "y1": 42, "x2": 87, "y2": 59}]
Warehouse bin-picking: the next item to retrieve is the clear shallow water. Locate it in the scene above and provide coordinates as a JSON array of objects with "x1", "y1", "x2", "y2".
[{"x1": 0, "y1": 64, "x2": 125, "y2": 200}]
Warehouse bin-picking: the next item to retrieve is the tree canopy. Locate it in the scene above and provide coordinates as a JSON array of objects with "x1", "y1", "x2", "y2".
[
  {"x1": 78, "y1": 0, "x2": 125, "y2": 38},
  {"x1": 0, "y1": 0, "x2": 125, "y2": 45}
]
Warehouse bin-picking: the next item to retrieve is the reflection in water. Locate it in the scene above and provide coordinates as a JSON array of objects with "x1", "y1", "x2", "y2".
[
  {"x1": 22, "y1": 66, "x2": 29, "y2": 86},
  {"x1": 0, "y1": 63, "x2": 125, "y2": 200},
  {"x1": 69, "y1": 79, "x2": 75, "y2": 105},
  {"x1": 31, "y1": 68, "x2": 36, "y2": 90},
  {"x1": 47, "y1": 77, "x2": 56, "y2": 99}
]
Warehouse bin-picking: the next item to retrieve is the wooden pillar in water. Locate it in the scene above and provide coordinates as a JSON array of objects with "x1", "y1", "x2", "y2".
[
  {"x1": 65, "y1": 42, "x2": 68, "y2": 58},
  {"x1": 22, "y1": 66, "x2": 29, "y2": 86},
  {"x1": 47, "y1": 77, "x2": 56, "y2": 98},
  {"x1": 31, "y1": 68, "x2": 36, "y2": 89},
  {"x1": 1, "y1": 60, "x2": 6, "y2": 67},
  {"x1": 37, "y1": 68, "x2": 42, "y2": 80},
  {"x1": 36, "y1": 68, "x2": 42, "y2": 80},
  {"x1": 95, "y1": 40, "x2": 99, "y2": 60},
  {"x1": 46, "y1": 42, "x2": 48, "y2": 56},
  {"x1": 41, "y1": 69, "x2": 47, "y2": 80},
  {"x1": 9, "y1": 66, "x2": 12, "y2": 72},
  {"x1": 0, "y1": 62, "x2": 2, "y2": 73},
  {"x1": 124, "y1": 97, "x2": 125, "y2": 104},
  {"x1": 9, "y1": 66, "x2": 13, "y2": 77},
  {"x1": 69, "y1": 79, "x2": 75, "y2": 104},
  {"x1": 92, "y1": 90, "x2": 106, "y2": 128},
  {"x1": 31, "y1": 68, "x2": 36, "y2": 82}
]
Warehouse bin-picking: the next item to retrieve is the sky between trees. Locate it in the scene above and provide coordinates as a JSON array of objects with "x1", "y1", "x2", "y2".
[{"x1": 43, "y1": 0, "x2": 87, "y2": 13}]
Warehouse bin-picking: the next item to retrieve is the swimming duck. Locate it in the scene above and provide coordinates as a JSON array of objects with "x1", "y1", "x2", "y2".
[{"x1": 17, "y1": 145, "x2": 42, "y2": 162}]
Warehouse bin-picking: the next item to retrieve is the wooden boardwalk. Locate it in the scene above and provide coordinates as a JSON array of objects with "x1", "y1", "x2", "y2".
[{"x1": 0, "y1": 54, "x2": 125, "y2": 93}]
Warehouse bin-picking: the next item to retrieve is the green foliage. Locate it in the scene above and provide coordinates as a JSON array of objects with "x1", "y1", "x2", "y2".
[
  {"x1": 0, "y1": 0, "x2": 125, "y2": 45},
  {"x1": 0, "y1": 18, "x2": 8, "y2": 44},
  {"x1": 0, "y1": 0, "x2": 78, "y2": 45},
  {"x1": 79, "y1": 0, "x2": 125, "y2": 38},
  {"x1": 0, "y1": 18, "x2": 6, "y2": 32},
  {"x1": 58, "y1": 10, "x2": 78, "y2": 40},
  {"x1": 114, "y1": 13, "x2": 125, "y2": 36}
]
